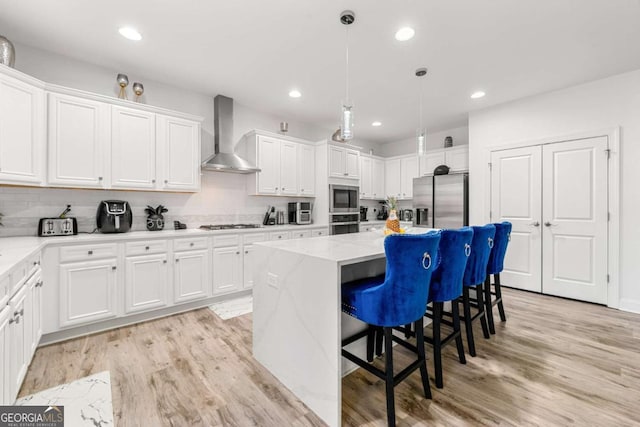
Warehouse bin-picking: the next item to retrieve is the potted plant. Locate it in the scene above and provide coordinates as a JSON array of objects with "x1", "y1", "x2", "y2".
[
  {"x1": 385, "y1": 196, "x2": 400, "y2": 233},
  {"x1": 145, "y1": 205, "x2": 168, "y2": 231}
]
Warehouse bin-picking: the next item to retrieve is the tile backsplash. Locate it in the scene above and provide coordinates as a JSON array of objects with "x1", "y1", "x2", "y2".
[{"x1": 0, "y1": 173, "x2": 312, "y2": 237}]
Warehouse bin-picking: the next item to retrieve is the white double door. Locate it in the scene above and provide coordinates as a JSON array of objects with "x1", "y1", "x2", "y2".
[{"x1": 490, "y1": 136, "x2": 608, "y2": 304}]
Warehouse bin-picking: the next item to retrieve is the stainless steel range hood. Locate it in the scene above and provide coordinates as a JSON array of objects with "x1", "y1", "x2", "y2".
[{"x1": 201, "y1": 95, "x2": 260, "y2": 173}]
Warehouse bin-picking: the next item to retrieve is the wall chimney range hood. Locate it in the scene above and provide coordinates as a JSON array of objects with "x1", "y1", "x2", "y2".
[{"x1": 201, "y1": 95, "x2": 260, "y2": 174}]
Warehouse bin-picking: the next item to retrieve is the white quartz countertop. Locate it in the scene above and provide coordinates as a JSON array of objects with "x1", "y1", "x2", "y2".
[
  {"x1": 255, "y1": 228, "x2": 437, "y2": 265},
  {"x1": 0, "y1": 223, "x2": 329, "y2": 278}
]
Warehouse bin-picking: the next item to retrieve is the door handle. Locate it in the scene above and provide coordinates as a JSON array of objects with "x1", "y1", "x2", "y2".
[
  {"x1": 544, "y1": 222, "x2": 555, "y2": 227},
  {"x1": 530, "y1": 221, "x2": 540, "y2": 227}
]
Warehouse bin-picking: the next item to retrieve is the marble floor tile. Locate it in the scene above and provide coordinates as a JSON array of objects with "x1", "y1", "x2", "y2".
[
  {"x1": 209, "y1": 295, "x2": 253, "y2": 320},
  {"x1": 16, "y1": 371, "x2": 113, "y2": 427}
]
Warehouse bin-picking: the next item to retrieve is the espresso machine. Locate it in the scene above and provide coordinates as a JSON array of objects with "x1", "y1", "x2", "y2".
[{"x1": 359, "y1": 206, "x2": 368, "y2": 221}]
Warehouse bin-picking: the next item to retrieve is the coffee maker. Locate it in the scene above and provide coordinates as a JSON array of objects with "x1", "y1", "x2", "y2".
[
  {"x1": 376, "y1": 202, "x2": 388, "y2": 220},
  {"x1": 96, "y1": 200, "x2": 133, "y2": 233},
  {"x1": 359, "y1": 206, "x2": 368, "y2": 222}
]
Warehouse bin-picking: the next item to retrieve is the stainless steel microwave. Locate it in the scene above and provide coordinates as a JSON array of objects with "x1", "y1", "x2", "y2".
[{"x1": 329, "y1": 184, "x2": 359, "y2": 213}]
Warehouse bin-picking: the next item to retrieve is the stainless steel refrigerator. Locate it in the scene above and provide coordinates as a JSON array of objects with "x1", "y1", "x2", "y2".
[{"x1": 413, "y1": 173, "x2": 469, "y2": 229}]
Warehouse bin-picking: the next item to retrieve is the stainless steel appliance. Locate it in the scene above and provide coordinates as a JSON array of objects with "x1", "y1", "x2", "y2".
[
  {"x1": 376, "y1": 202, "x2": 388, "y2": 220},
  {"x1": 413, "y1": 173, "x2": 469, "y2": 229},
  {"x1": 200, "y1": 224, "x2": 262, "y2": 230},
  {"x1": 288, "y1": 202, "x2": 312, "y2": 225},
  {"x1": 400, "y1": 209, "x2": 413, "y2": 222},
  {"x1": 329, "y1": 213, "x2": 359, "y2": 235},
  {"x1": 96, "y1": 200, "x2": 133, "y2": 233},
  {"x1": 38, "y1": 217, "x2": 78, "y2": 236},
  {"x1": 359, "y1": 206, "x2": 368, "y2": 221},
  {"x1": 329, "y1": 184, "x2": 359, "y2": 213}
]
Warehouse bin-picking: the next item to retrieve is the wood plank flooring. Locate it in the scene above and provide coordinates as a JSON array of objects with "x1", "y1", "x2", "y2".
[{"x1": 20, "y1": 288, "x2": 640, "y2": 426}]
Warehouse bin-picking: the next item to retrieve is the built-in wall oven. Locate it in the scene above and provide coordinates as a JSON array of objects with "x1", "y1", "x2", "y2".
[
  {"x1": 329, "y1": 184, "x2": 359, "y2": 213},
  {"x1": 330, "y1": 213, "x2": 360, "y2": 235}
]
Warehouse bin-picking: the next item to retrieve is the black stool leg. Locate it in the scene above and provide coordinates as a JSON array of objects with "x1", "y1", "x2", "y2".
[
  {"x1": 383, "y1": 327, "x2": 396, "y2": 427},
  {"x1": 462, "y1": 286, "x2": 476, "y2": 357},
  {"x1": 366, "y1": 326, "x2": 375, "y2": 362},
  {"x1": 415, "y1": 317, "x2": 432, "y2": 399},
  {"x1": 375, "y1": 326, "x2": 383, "y2": 357},
  {"x1": 495, "y1": 274, "x2": 507, "y2": 322},
  {"x1": 476, "y1": 284, "x2": 490, "y2": 339},
  {"x1": 484, "y1": 276, "x2": 496, "y2": 335},
  {"x1": 432, "y1": 302, "x2": 443, "y2": 389},
  {"x1": 451, "y1": 298, "x2": 466, "y2": 365}
]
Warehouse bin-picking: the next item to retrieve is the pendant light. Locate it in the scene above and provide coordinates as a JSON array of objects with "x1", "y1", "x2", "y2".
[
  {"x1": 415, "y1": 67, "x2": 428, "y2": 155},
  {"x1": 340, "y1": 10, "x2": 355, "y2": 141}
]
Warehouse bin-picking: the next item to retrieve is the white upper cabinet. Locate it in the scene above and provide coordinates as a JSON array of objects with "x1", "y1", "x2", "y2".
[
  {"x1": 360, "y1": 156, "x2": 372, "y2": 198},
  {"x1": 372, "y1": 158, "x2": 385, "y2": 200},
  {"x1": 385, "y1": 155, "x2": 418, "y2": 200},
  {"x1": 279, "y1": 141, "x2": 298, "y2": 195},
  {"x1": 156, "y1": 115, "x2": 201, "y2": 192},
  {"x1": 48, "y1": 93, "x2": 109, "y2": 188},
  {"x1": 297, "y1": 144, "x2": 315, "y2": 196},
  {"x1": 385, "y1": 158, "x2": 401, "y2": 199},
  {"x1": 245, "y1": 131, "x2": 316, "y2": 197},
  {"x1": 419, "y1": 146, "x2": 469, "y2": 176},
  {"x1": 360, "y1": 155, "x2": 385, "y2": 200},
  {"x1": 328, "y1": 144, "x2": 359, "y2": 179},
  {"x1": 0, "y1": 72, "x2": 45, "y2": 185},
  {"x1": 111, "y1": 106, "x2": 156, "y2": 189}
]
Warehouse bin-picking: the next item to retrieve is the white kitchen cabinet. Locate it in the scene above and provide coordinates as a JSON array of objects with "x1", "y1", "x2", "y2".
[
  {"x1": 329, "y1": 145, "x2": 359, "y2": 179},
  {"x1": 385, "y1": 158, "x2": 401, "y2": 199},
  {"x1": 400, "y1": 156, "x2": 418, "y2": 199},
  {"x1": 279, "y1": 141, "x2": 298, "y2": 195},
  {"x1": 174, "y1": 249, "x2": 210, "y2": 303},
  {"x1": 111, "y1": 106, "x2": 156, "y2": 189},
  {"x1": 243, "y1": 233, "x2": 267, "y2": 289},
  {"x1": 298, "y1": 143, "x2": 316, "y2": 196},
  {"x1": 28, "y1": 271, "x2": 42, "y2": 358},
  {"x1": 125, "y1": 253, "x2": 169, "y2": 314},
  {"x1": 0, "y1": 73, "x2": 45, "y2": 186},
  {"x1": 0, "y1": 305, "x2": 11, "y2": 404},
  {"x1": 48, "y1": 92, "x2": 109, "y2": 188},
  {"x1": 372, "y1": 158, "x2": 385, "y2": 200},
  {"x1": 360, "y1": 156, "x2": 372, "y2": 198},
  {"x1": 311, "y1": 228, "x2": 329, "y2": 237},
  {"x1": 419, "y1": 146, "x2": 469, "y2": 176},
  {"x1": 212, "y1": 246, "x2": 243, "y2": 295},
  {"x1": 8, "y1": 284, "x2": 28, "y2": 402},
  {"x1": 156, "y1": 115, "x2": 201, "y2": 192},
  {"x1": 59, "y1": 259, "x2": 118, "y2": 328},
  {"x1": 255, "y1": 135, "x2": 280, "y2": 194}
]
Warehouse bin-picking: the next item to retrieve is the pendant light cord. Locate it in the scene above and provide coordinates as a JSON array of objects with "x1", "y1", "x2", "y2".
[
  {"x1": 419, "y1": 76, "x2": 423, "y2": 130},
  {"x1": 345, "y1": 26, "x2": 350, "y2": 102}
]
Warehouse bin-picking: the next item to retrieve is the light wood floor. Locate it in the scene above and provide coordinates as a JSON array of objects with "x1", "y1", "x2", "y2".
[{"x1": 20, "y1": 288, "x2": 640, "y2": 426}]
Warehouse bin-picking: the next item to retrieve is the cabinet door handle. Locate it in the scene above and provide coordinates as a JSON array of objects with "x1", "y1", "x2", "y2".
[
  {"x1": 190, "y1": 242, "x2": 194, "y2": 247},
  {"x1": 163, "y1": 260, "x2": 167, "y2": 264},
  {"x1": 36, "y1": 281, "x2": 43, "y2": 288},
  {"x1": 145, "y1": 246, "x2": 150, "y2": 250},
  {"x1": 175, "y1": 259, "x2": 180, "y2": 263},
  {"x1": 88, "y1": 250, "x2": 93, "y2": 255},
  {"x1": 112, "y1": 266, "x2": 117, "y2": 270},
  {"x1": 343, "y1": 172, "x2": 348, "y2": 176},
  {"x1": 98, "y1": 176, "x2": 103, "y2": 181},
  {"x1": 236, "y1": 251, "x2": 240, "y2": 255},
  {"x1": 164, "y1": 180, "x2": 168, "y2": 184},
  {"x1": 301, "y1": 188, "x2": 304, "y2": 192},
  {"x1": 9, "y1": 317, "x2": 16, "y2": 324},
  {"x1": 245, "y1": 250, "x2": 248, "y2": 254}
]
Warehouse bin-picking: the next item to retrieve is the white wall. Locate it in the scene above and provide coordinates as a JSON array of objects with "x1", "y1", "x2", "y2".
[
  {"x1": 0, "y1": 42, "x2": 381, "y2": 235},
  {"x1": 375, "y1": 125, "x2": 468, "y2": 158},
  {"x1": 468, "y1": 69, "x2": 640, "y2": 312}
]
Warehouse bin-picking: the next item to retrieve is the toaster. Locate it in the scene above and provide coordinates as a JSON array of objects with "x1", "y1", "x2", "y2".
[
  {"x1": 96, "y1": 200, "x2": 133, "y2": 233},
  {"x1": 38, "y1": 218, "x2": 78, "y2": 236}
]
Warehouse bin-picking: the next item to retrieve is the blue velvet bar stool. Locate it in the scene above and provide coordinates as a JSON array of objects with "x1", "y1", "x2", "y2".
[
  {"x1": 459, "y1": 224, "x2": 495, "y2": 357},
  {"x1": 484, "y1": 221, "x2": 512, "y2": 334},
  {"x1": 424, "y1": 227, "x2": 474, "y2": 389},
  {"x1": 341, "y1": 232, "x2": 441, "y2": 427}
]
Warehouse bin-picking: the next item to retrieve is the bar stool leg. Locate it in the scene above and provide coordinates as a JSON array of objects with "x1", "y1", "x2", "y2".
[
  {"x1": 415, "y1": 317, "x2": 432, "y2": 398},
  {"x1": 476, "y1": 284, "x2": 491, "y2": 339},
  {"x1": 462, "y1": 286, "x2": 476, "y2": 357},
  {"x1": 495, "y1": 274, "x2": 507, "y2": 322},
  {"x1": 451, "y1": 298, "x2": 466, "y2": 364},
  {"x1": 366, "y1": 326, "x2": 375, "y2": 362},
  {"x1": 383, "y1": 327, "x2": 396, "y2": 427},
  {"x1": 375, "y1": 326, "x2": 383, "y2": 357},
  {"x1": 432, "y1": 302, "x2": 443, "y2": 389},
  {"x1": 484, "y1": 276, "x2": 496, "y2": 335}
]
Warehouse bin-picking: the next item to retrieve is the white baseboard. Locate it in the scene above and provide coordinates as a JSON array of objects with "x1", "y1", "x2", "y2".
[{"x1": 619, "y1": 298, "x2": 640, "y2": 314}]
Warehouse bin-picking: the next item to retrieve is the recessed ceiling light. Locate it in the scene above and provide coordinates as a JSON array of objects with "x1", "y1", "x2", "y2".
[
  {"x1": 288, "y1": 89, "x2": 302, "y2": 98},
  {"x1": 470, "y1": 91, "x2": 486, "y2": 99},
  {"x1": 395, "y1": 27, "x2": 415, "y2": 41},
  {"x1": 119, "y1": 27, "x2": 142, "y2": 41},
  {"x1": 371, "y1": 121, "x2": 382, "y2": 127}
]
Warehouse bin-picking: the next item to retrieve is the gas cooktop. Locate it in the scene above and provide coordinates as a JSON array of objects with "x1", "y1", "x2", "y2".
[{"x1": 199, "y1": 224, "x2": 262, "y2": 230}]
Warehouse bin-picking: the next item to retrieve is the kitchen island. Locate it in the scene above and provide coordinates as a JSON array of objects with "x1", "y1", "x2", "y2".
[{"x1": 252, "y1": 230, "x2": 432, "y2": 427}]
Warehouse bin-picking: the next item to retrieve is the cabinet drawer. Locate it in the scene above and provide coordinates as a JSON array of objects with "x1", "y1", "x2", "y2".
[
  {"x1": 212, "y1": 234, "x2": 240, "y2": 248},
  {"x1": 60, "y1": 243, "x2": 118, "y2": 262},
  {"x1": 270, "y1": 231, "x2": 290, "y2": 241},
  {"x1": 125, "y1": 240, "x2": 169, "y2": 256},
  {"x1": 174, "y1": 237, "x2": 208, "y2": 252},
  {"x1": 243, "y1": 233, "x2": 267, "y2": 245},
  {"x1": 291, "y1": 230, "x2": 312, "y2": 239},
  {"x1": 10, "y1": 262, "x2": 28, "y2": 295},
  {"x1": 0, "y1": 275, "x2": 10, "y2": 307},
  {"x1": 311, "y1": 228, "x2": 329, "y2": 237}
]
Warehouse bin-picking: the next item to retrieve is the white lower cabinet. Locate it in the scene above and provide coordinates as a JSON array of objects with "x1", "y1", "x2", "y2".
[
  {"x1": 8, "y1": 285, "x2": 28, "y2": 402},
  {"x1": 125, "y1": 254, "x2": 169, "y2": 314},
  {"x1": 0, "y1": 305, "x2": 11, "y2": 404},
  {"x1": 242, "y1": 233, "x2": 267, "y2": 289},
  {"x1": 59, "y1": 259, "x2": 118, "y2": 327},
  {"x1": 29, "y1": 271, "x2": 43, "y2": 358},
  {"x1": 174, "y1": 250, "x2": 210, "y2": 303},
  {"x1": 212, "y1": 246, "x2": 243, "y2": 295}
]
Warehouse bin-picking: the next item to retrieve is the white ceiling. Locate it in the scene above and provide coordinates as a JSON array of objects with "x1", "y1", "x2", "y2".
[{"x1": 1, "y1": 0, "x2": 640, "y2": 143}]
